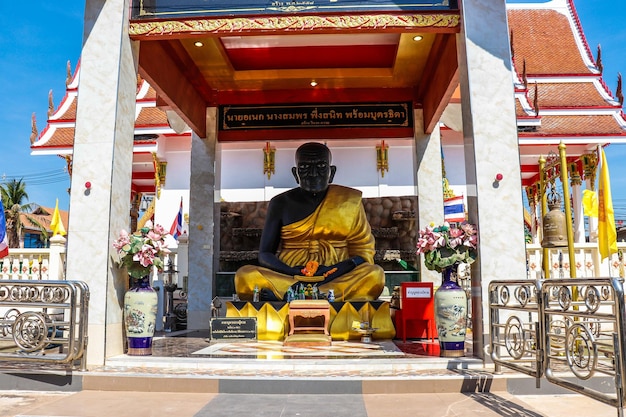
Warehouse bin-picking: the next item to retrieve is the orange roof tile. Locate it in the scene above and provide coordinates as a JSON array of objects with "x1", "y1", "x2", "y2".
[
  {"x1": 509, "y1": 9, "x2": 594, "y2": 75},
  {"x1": 519, "y1": 114, "x2": 626, "y2": 137},
  {"x1": 530, "y1": 82, "x2": 612, "y2": 108},
  {"x1": 136, "y1": 107, "x2": 168, "y2": 126}
]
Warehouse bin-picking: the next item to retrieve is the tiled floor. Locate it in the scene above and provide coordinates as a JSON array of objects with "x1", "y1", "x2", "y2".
[{"x1": 149, "y1": 329, "x2": 448, "y2": 360}]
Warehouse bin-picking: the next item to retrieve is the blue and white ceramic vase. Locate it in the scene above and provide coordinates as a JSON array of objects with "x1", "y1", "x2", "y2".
[
  {"x1": 434, "y1": 264, "x2": 467, "y2": 357},
  {"x1": 124, "y1": 276, "x2": 158, "y2": 356}
]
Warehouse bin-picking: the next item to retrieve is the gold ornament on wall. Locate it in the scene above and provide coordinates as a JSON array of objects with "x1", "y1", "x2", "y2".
[
  {"x1": 376, "y1": 140, "x2": 389, "y2": 177},
  {"x1": 152, "y1": 153, "x2": 167, "y2": 198},
  {"x1": 263, "y1": 142, "x2": 276, "y2": 180}
]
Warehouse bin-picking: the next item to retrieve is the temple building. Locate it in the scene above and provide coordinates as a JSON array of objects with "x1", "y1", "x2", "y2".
[{"x1": 30, "y1": 0, "x2": 626, "y2": 366}]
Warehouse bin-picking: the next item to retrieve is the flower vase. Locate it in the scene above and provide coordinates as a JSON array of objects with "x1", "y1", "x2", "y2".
[
  {"x1": 124, "y1": 276, "x2": 158, "y2": 356},
  {"x1": 434, "y1": 264, "x2": 467, "y2": 357}
]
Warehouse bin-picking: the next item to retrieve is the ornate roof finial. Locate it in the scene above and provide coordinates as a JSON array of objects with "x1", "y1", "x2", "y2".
[
  {"x1": 47, "y1": 90, "x2": 54, "y2": 118},
  {"x1": 64, "y1": 155, "x2": 73, "y2": 177},
  {"x1": 522, "y1": 59, "x2": 528, "y2": 88},
  {"x1": 596, "y1": 45, "x2": 603, "y2": 74},
  {"x1": 65, "y1": 60, "x2": 72, "y2": 87},
  {"x1": 617, "y1": 73, "x2": 624, "y2": 107},
  {"x1": 29, "y1": 113, "x2": 38, "y2": 144},
  {"x1": 533, "y1": 82, "x2": 540, "y2": 116}
]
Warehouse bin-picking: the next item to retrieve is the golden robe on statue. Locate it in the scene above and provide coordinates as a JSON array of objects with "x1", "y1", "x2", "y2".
[{"x1": 235, "y1": 185, "x2": 385, "y2": 301}]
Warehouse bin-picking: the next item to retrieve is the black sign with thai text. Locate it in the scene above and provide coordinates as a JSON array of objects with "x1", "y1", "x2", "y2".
[
  {"x1": 210, "y1": 317, "x2": 257, "y2": 341},
  {"x1": 219, "y1": 102, "x2": 413, "y2": 130},
  {"x1": 132, "y1": 1, "x2": 457, "y2": 19}
]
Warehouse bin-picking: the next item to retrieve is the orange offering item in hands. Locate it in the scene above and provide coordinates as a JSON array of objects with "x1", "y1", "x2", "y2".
[
  {"x1": 301, "y1": 260, "x2": 319, "y2": 277},
  {"x1": 323, "y1": 267, "x2": 337, "y2": 278}
]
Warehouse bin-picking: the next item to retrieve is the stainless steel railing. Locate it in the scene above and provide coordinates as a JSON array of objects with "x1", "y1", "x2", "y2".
[
  {"x1": 0, "y1": 280, "x2": 89, "y2": 371},
  {"x1": 489, "y1": 278, "x2": 626, "y2": 417}
]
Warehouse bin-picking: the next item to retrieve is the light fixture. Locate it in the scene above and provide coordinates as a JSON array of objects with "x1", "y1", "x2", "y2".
[
  {"x1": 263, "y1": 142, "x2": 276, "y2": 179},
  {"x1": 310, "y1": 80, "x2": 318, "y2": 87},
  {"x1": 412, "y1": 35, "x2": 423, "y2": 42},
  {"x1": 376, "y1": 140, "x2": 389, "y2": 177},
  {"x1": 194, "y1": 41, "x2": 204, "y2": 47}
]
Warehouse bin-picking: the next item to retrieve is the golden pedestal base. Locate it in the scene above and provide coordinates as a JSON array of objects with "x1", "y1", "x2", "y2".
[
  {"x1": 225, "y1": 300, "x2": 396, "y2": 341},
  {"x1": 283, "y1": 333, "x2": 332, "y2": 347}
]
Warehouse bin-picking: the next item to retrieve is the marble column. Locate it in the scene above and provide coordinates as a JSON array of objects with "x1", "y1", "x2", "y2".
[
  {"x1": 571, "y1": 181, "x2": 584, "y2": 243},
  {"x1": 66, "y1": 0, "x2": 137, "y2": 365},
  {"x1": 187, "y1": 108, "x2": 219, "y2": 328},
  {"x1": 458, "y1": 0, "x2": 527, "y2": 359},
  {"x1": 413, "y1": 110, "x2": 445, "y2": 284}
]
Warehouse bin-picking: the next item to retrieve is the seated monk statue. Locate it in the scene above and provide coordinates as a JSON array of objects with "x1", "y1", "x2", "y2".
[{"x1": 234, "y1": 142, "x2": 385, "y2": 302}]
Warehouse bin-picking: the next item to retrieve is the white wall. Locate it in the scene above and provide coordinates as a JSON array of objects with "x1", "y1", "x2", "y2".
[{"x1": 218, "y1": 139, "x2": 417, "y2": 201}]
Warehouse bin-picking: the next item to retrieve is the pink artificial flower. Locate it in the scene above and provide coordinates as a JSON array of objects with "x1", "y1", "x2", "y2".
[
  {"x1": 134, "y1": 245, "x2": 156, "y2": 267},
  {"x1": 448, "y1": 227, "x2": 464, "y2": 248},
  {"x1": 113, "y1": 230, "x2": 130, "y2": 250},
  {"x1": 153, "y1": 223, "x2": 166, "y2": 235}
]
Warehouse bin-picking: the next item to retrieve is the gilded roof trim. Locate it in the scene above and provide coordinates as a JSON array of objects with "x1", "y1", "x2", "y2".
[{"x1": 129, "y1": 13, "x2": 460, "y2": 37}]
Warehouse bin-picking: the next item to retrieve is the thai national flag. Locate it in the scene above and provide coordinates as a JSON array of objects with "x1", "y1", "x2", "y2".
[
  {"x1": 444, "y1": 195, "x2": 465, "y2": 223},
  {"x1": 169, "y1": 198, "x2": 183, "y2": 240},
  {"x1": 0, "y1": 199, "x2": 9, "y2": 258}
]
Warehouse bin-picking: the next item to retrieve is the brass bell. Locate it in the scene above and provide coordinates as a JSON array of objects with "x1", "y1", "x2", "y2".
[{"x1": 541, "y1": 199, "x2": 568, "y2": 248}]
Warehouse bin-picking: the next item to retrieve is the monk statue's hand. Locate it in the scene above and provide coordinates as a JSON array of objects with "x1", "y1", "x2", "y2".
[{"x1": 291, "y1": 266, "x2": 306, "y2": 277}]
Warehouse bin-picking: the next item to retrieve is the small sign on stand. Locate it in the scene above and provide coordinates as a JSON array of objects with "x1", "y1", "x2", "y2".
[{"x1": 209, "y1": 317, "x2": 257, "y2": 341}]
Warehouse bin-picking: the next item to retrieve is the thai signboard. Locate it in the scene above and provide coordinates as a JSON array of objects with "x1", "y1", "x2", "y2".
[
  {"x1": 219, "y1": 102, "x2": 413, "y2": 131},
  {"x1": 132, "y1": 0, "x2": 458, "y2": 19},
  {"x1": 210, "y1": 317, "x2": 257, "y2": 341}
]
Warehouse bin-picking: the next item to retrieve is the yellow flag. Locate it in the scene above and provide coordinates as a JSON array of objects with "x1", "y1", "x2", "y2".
[
  {"x1": 598, "y1": 149, "x2": 617, "y2": 261},
  {"x1": 581, "y1": 189, "x2": 598, "y2": 217},
  {"x1": 50, "y1": 199, "x2": 66, "y2": 237}
]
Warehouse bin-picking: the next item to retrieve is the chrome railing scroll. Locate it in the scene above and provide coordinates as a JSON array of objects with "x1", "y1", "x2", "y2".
[{"x1": 0, "y1": 280, "x2": 89, "y2": 371}]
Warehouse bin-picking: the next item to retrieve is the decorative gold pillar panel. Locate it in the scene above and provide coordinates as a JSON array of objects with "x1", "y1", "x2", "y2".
[
  {"x1": 263, "y1": 142, "x2": 276, "y2": 179},
  {"x1": 376, "y1": 140, "x2": 389, "y2": 177}
]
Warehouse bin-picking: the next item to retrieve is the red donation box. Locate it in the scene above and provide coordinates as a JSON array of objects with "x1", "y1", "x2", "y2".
[{"x1": 394, "y1": 282, "x2": 437, "y2": 342}]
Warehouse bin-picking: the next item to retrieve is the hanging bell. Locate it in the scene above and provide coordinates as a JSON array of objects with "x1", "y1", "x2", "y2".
[{"x1": 541, "y1": 200, "x2": 568, "y2": 248}]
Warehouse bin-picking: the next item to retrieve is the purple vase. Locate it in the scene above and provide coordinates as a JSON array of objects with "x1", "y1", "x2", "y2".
[
  {"x1": 434, "y1": 264, "x2": 467, "y2": 357},
  {"x1": 124, "y1": 276, "x2": 158, "y2": 356}
]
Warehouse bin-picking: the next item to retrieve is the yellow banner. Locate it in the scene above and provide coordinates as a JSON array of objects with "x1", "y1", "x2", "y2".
[{"x1": 598, "y1": 149, "x2": 617, "y2": 260}]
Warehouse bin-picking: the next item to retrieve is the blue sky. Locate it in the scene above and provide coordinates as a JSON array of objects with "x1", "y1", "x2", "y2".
[{"x1": 1, "y1": 1, "x2": 625, "y2": 220}]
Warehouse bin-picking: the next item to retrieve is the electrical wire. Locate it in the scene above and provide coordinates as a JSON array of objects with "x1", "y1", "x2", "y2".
[{"x1": 0, "y1": 168, "x2": 69, "y2": 186}]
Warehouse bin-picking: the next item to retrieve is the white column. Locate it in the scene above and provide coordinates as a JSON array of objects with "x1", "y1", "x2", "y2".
[
  {"x1": 66, "y1": 0, "x2": 137, "y2": 366},
  {"x1": 458, "y1": 0, "x2": 527, "y2": 359},
  {"x1": 413, "y1": 111, "x2": 445, "y2": 284},
  {"x1": 187, "y1": 108, "x2": 219, "y2": 328},
  {"x1": 571, "y1": 181, "x2": 584, "y2": 243},
  {"x1": 48, "y1": 235, "x2": 67, "y2": 280}
]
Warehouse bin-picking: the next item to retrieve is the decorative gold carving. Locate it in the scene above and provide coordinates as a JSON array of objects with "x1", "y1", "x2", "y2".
[
  {"x1": 64, "y1": 155, "x2": 73, "y2": 177},
  {"x1": 568, "y1": 162, "x2": 582, "y2": 187},
  {"x1": 581, "y1": 152, "x2": 598, "y2": 190},
  {"x1": 129, "y1": 14, "x2": 460, "y2": 37},
  {"x1": 525, "y1": 182, "x2": 539, "y2": 208},
  {"x1": 376, "y1": 140, "x2": 389, "y2": 178},
  {"x1": 152, "y1": 153, "x2": 167, "y2": 198},
  {"x1": 263, "y1": 142, "x2": 275, "y2": 180},
  {"x1": 137, "y1": 198, "x2": 156, "y2": 230}
]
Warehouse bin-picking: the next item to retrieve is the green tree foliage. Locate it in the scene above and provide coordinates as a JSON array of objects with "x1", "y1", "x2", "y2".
[{"x1": 0, "y1": 179, "x2": 48, "y2": 248}]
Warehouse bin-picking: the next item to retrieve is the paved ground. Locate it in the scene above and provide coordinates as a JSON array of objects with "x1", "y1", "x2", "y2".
[{"x1": 0, "y1": 390, "x2": 620, "y2": 417}]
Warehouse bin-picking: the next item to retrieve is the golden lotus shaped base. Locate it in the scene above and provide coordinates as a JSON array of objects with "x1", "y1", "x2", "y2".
[{"x1": 225, "y1": 301, "x2": 396, "y2": 341}]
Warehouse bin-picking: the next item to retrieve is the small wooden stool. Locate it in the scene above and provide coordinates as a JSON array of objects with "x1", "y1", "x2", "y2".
[{"x1": 288, "y1": 299, "x2": 330, "y2": 336}]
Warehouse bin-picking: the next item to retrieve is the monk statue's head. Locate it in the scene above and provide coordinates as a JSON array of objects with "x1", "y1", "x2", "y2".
[{"x1": 292, "y1": 142, "x2": 337, "y2": 194}]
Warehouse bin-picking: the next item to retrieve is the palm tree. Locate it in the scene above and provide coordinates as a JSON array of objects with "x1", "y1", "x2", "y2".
[{"x1": 0, "y1": 179, "x2": 48, "y2": 248}]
